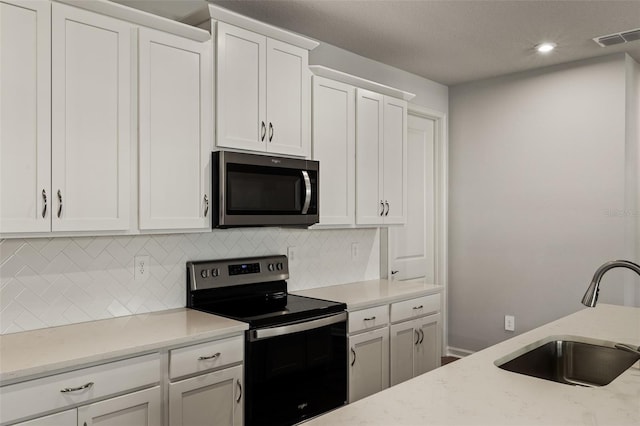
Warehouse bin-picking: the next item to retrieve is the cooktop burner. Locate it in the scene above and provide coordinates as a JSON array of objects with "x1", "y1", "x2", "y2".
[{"x1": 186, "y1": 255, "x2": 345, "y2": 329}]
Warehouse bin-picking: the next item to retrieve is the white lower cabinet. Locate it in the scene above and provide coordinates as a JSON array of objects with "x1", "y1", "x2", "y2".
[
  {"x1": 168, "y1": 335, "x2": 244, "y2": 426},
  {"x1": 13, "y1": 410, "x2": 76, "y2": 426},
  {"x1": 389, "y1": 296, "x2": 442, "y2": 386},
  {"x1": 3, "y1": 354, "x2": 161, "y2": 426},
  {"x1": 169, "y1": 365, "x2": 243, "y2": 426},
  {"x1": 348, "y1": 327, "x2": 389, "y2": 403},
  {"x1": 347, "y1": 304, "x2": 390, "y2": 403},
  {"x1": 77, "y1": 387, "x2": 160, "y2": 426}
]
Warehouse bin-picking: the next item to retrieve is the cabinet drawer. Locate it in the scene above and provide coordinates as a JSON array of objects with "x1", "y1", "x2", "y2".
[
  {"x1": 170, "y1": 335, "x2": 243, "y2": 380},
  {"x1": 390, "y1": 294, "x2": 440, "y2": 323},
  {"x1": 348, "y1": 305, "x2": 389, "y2": 334},
  {"x1": 0, "y1": 353, "x2": 160, "y2": 425}
]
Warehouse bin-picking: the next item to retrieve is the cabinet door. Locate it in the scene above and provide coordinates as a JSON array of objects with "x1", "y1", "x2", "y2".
[
  {"x1": 415, "y1": 313, "x2": 442, "y2": 376},
  {"x1": 355, "y1": 89, "x2": 384, "y2": 225},
  {"x1": 382, "y1": 96, "x2": 407, "y2": 224},
  {"x1": 77, "y1": 386, "x2": 160, "y2": 426},
  {"x1": 312, "y1": 76, "x2": 355, "y2": 225},
  {"x1": 51, "y1": 3, "x2": 131, "y2": 231},
  {"x1": 0, "y1": 0, "x2": 51, "y2": 234},
  {"x1": 389, "y1": 319, "x2": 418, "y2": 386},
  {"x1": 14, "y1": 410, "x2": 75, "y2": 426},
  {"x1": 216, "y1": 22, "x2": 266, "y2": 152},
  {"x1": 266, "y1": 38, "x2": 309, "y2": 157},
  {"x1": 169, "y1": 365, "x2": 243, "y2": 426},
  {"x1": 348, "y1": 327, "x2": 389, "y2": 403},
  {"x1": 138, "y1": 28, "x2": 212, "y2": 230}
]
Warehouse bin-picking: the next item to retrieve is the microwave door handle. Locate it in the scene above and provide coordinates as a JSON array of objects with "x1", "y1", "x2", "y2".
[{"x1": 301, "y1": 170, "x2": 312, "y2": 214}]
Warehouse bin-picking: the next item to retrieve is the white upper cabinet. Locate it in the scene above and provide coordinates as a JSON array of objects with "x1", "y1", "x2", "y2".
[
  {"x1": 216, "y1": 22, "x2": 266, "y2": 152},
  {"x1": 312, "y1": 76, "x2": 356, "y2": 226},
  {"x1": 355, "y1": 89, "x2": 407, "y2": 226},
  {"x1": 356, "y1": 89, "x2": 385, "y2": 225},
  {"x1": 51, "y1": 2, "x2": 131, "y2": 232},
  {"x1": 138, "y1": 28, "x2": 212, "y2": 230},
  {"x1": 216, "y1": 22, "x2": 310, "y2": 157},
  {"x1": 382, "y1": 96, "x2": 408, "y2": 224},
  {"x1": 0, "y1": 0, "x2": 51, "y2": 234}
]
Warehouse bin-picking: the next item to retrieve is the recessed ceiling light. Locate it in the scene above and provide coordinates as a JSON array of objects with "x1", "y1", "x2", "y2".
[{"x1": 535, "y1": 42, "x2": 556, "y2": 53}]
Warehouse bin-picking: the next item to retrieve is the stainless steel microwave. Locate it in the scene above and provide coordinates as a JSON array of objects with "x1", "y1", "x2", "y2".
[{"x1": 212, "y1": 151, "x2": 319, "y2": 228}]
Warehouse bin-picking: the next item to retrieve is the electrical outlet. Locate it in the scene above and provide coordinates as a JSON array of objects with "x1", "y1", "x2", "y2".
[
  {"x1": 287, "y1": 246, "x2": 297, "y2": 263},
  {"x1": 134, "y1": 255, "x2": 150, "y2": 282},
  {"x1": 351, "y1": 243, "x2": 359, "y2": 261},
  {"x1": 504, "y1": 315, "x2": 515, "y2": 332}
]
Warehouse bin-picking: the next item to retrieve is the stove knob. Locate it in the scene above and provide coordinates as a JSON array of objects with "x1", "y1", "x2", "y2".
[
  {"x1": 211, "y1": 268, "x2": 219, "y2": 277},
  {"x1": 200, "y1": 269, "x2": 209, "y2": 278},
  {"x1": 268, "y1": 263, "x2": 275, "y2": 272},
  {"x1": 276, "y1": 262, "x2": 283, "y2": 271}
]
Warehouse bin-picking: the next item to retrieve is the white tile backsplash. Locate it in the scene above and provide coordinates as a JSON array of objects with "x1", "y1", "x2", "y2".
[{"x1": 0, "y1": 228, "x2": 379, "y2": 334}]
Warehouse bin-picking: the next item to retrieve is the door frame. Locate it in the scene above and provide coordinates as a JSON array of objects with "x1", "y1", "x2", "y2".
[{"x1": 381, "y1": 103, "x2": 448, "y2": 355}]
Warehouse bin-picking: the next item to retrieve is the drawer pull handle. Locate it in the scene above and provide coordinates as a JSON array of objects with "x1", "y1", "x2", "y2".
[
  {"x1": 363, "y1": 316, "x2": 376, "y2": 321},
  {"x1": 60, "y1": 382, "x2": 94, "y2": 393},
  {"x1": 198, "y1": 352, "x2": 221, "y2": 361},
  {"x1": 412, "y1": 305, "x2": 423, "y2": 310}
]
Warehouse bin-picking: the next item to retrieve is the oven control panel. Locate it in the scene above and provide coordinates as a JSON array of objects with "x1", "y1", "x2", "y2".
[{"x1": 187, "y1": 255, "x2": 289, "y2": 291}]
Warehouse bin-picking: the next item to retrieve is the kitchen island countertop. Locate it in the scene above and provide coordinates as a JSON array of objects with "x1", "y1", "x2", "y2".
[{"x1": 306, "y1": 304, "x2": 640, "y2": 425}]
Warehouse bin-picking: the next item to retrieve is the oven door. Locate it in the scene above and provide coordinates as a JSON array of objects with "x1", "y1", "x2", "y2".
[
  {"x1": 245, "y1": 312, "x2": 347, "y2": 426},
  {"x1": 213, "y1": 151, "x2": 319, "y2": 228}
]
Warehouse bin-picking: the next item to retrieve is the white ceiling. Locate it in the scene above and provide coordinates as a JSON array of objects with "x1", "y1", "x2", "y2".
[{"x1": 116, "y1": 0, "x2": 640, "y2": 86}]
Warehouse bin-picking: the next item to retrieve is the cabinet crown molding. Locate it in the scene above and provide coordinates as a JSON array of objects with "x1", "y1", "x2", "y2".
[
  {"x1": 310, "y1": 65, "x2": 416, "y2": 101},
  {"x1": 55, "y1": 0, "x2": 210, "y2": 42},
  {"x1": 184, "y1": 4, "x2": 319, "y2": 51}
]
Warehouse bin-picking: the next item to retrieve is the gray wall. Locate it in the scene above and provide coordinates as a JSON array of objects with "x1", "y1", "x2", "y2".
[
  {"x1": 448, "y1": 54, "x2": 639, "y2": 352},
  {"x1": 310, "y1": 42, "x2": 448, "y2": 113}
]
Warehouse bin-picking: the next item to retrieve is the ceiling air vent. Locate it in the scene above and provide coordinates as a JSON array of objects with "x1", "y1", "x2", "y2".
[{"x1": 594, "y1": 28, "x2": 640, "y2": 47}]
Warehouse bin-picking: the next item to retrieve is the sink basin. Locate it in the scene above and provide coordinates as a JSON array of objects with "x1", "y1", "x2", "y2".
[{"x1": 495, "y1": 336, "x2": 640, "y2": 387}]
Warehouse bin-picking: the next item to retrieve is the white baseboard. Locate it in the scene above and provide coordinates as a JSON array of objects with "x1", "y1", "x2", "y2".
[{"x1": 446, "y1": 346, "x2": 475, "y2": 358}]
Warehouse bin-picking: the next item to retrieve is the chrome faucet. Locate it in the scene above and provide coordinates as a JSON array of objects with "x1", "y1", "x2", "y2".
[{"x1": 581, "y1": 260, "x2": 640, "y2": 307}]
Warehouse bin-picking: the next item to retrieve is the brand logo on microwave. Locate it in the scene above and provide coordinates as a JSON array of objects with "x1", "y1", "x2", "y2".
[
  {"x1": 271, "y1": 159, "x2": 281, "y2": 164},
  {"x1": 297, "y1": 402, "x2": 308, "y2": 410}
]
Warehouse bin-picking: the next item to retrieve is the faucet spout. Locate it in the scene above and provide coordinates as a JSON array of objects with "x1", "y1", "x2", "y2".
[{"x1": 581, "y1": 260, "x2": 640, "y2": 307}]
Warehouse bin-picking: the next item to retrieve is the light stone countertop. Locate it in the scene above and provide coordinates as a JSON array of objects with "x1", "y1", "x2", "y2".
[
  {"x1": 293, "y1": 278, "x2": 443, "y2": 310},
  {"x1": 306, "y1": 304, "x2": 640, "y2": 426},
  {"x1": 0, "y1": 308, "x2": 247, "y2": 384}
]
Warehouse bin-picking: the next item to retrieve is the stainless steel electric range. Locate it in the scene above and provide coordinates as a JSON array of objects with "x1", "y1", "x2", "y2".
[{"x1": 186, "y1": 255, "x2": 347, "y2": 426}]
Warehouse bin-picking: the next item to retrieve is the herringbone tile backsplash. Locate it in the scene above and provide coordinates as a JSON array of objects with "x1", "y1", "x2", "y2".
[{"x1": 0, "y1": 228, "x2": 379, "y2": 334}]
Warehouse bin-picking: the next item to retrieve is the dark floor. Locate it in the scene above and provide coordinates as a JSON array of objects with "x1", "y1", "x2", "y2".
[{"x1": 441, "y1": 356, "x2": 460, "y2": 366}]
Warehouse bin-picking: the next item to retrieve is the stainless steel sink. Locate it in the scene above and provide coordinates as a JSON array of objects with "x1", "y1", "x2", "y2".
[{"x1": 495, "y1": 336, "x2": 640, "y2": 387}]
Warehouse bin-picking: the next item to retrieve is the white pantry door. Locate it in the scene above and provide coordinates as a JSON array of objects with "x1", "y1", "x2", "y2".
[
  {"x1": 389, "y1": 113, "x2": 436, "y2": 281},
  {"x1": 51, "y1": 3, "x2": 131, "y2": 232},
  {"x1": 0, "y1": 0, "x2": 51, "y2": 234}
]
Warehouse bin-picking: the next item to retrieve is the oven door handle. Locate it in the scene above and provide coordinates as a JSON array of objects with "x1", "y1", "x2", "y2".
[
  {"x1": 251, "y1": 312, "x2": 347, "y2": 340},
  {"x1": 301, "y1": 170, "x2": 312, "y2": 215}
]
